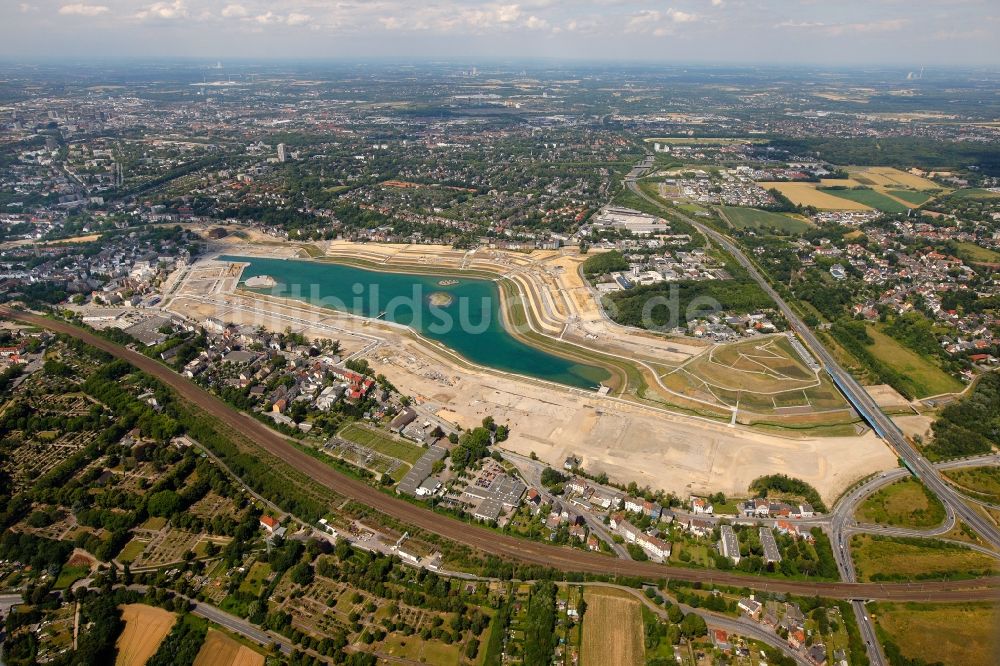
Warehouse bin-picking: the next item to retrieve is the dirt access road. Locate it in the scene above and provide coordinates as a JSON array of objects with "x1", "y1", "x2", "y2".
[{"x1": 7, "y1": 307, "x2": 1000, "y2": 603}]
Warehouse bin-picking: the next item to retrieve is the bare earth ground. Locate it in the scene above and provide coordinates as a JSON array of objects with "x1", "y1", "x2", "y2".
[
  {"x1": 865, "y1": 384, "x2": 912, "y2": 409},
  {"x1": 115, "y1": 604, "x2": 176, "y2": 666},
  {"x1": 892, "y1": 414, "x2": 935, "y2": 442},
  {"x1": 162, "y1": 243, "x2": 897, "y2": 503},
  {"x1": 581, "y1": 588, "x2": 644, "y2": 666}
]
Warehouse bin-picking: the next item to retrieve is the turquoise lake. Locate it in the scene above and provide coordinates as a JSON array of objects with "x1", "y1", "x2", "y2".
[{"x1": 222, "y1": 256, "x2": 610, "y2": 390}]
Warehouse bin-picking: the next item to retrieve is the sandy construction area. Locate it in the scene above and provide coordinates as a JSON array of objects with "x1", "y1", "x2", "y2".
[
  {"x1": 373, "y1": 332, "x2": 894, "y2": 503},
  {"x1": 893, "y1": 415, "x2": 935, "y2": 442},
  {"x1": 865, "y1": 384, "x2": 912, "y2": 409},
  {"x1": 165, "y1": 247, "x2": 896, "y2": 503},
  {"x1": 115, "y1": 604, "x2": 176, "y2": 666}
]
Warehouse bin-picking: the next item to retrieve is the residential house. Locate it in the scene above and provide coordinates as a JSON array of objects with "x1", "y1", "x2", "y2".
[
  {"x1": 738, "y1": 597, "x2": 762, "y2": 619},
  {"x1": 712, "y1": 629, "x2": 731, "y2": 652},
  {"x1": 690, "y1": 496, "x2": 713, "y2": 515},
  {"x1": 686, "y1": 518, "x2": 713, "y2": 538}
]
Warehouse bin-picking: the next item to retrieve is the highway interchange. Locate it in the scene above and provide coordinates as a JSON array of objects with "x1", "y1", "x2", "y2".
[
  {"x1": 4, "y1": 185, "x2": 1000, "y2": 664},
  {"x1": 625, "y1": 166, "x2": 1000, "y2": 666}
]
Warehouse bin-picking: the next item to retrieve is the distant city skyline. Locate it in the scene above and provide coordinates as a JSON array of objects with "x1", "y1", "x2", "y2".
[{"x1": 2, "y1": 1, "x2": 999, "y2": 66}]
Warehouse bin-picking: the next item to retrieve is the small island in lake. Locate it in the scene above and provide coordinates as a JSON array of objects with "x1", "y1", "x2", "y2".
[
  {"x1": 245, "y1": 275, "x2": 277, "y2": 288},
  {"x1": 428, "y1": 291, "x2": 455, "y2": 307}
]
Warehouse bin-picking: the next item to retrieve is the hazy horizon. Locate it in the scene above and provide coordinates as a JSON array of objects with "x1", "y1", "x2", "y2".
[{"x1": 2, "y1": 1, "x2": 999, "y2": 67}]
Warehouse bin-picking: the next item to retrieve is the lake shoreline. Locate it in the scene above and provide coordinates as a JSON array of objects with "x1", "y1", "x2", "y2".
[{"x1": 223, "y1": 254, "x2": 611, "y2": 390}]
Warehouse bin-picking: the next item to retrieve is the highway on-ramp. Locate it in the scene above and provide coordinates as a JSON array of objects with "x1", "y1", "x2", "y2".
[
  {"x1": 623, "y1": 172, "x2": 1000, "y2": 666},
  {"x1": 4, "y1": 307, "x2": 1000, "y2": 605}
]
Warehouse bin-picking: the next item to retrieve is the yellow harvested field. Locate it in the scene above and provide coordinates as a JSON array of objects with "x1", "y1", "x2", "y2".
[
  {"x1": 115, "y1": 604, "x2": 176, "y2": 666},
  {"x1": 759, "y1": 182, "x2": 871, "y2": 210},
  {"x1": 819, "y1": 178, "x2": 866, "y2": 188},
  {"x1": 193, "y1": 629, "x2": 264, "y2": 666},
  {"x1": 582, "y1": 588, "x2": 644, "y2": 666},
  {"x1": 849, "y1": 167, "x2": 940, "y2": 191}
]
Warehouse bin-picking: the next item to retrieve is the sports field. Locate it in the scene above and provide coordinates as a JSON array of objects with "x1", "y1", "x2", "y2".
[
  {"x1": 581, "y1": 588, "x2": 644, "y2": 666},
  {"x1": 720, "y1": 206, "x2": 812, "y2": 233},
  {"x1": 338, "y1": 423, "x2": 425, "y2": 464},
  {"x1": 870, "y1": 602, "x2": 999, "y2": 666},
  {"x1": 115, "y1": 604, "x2": 176, "y2": 666}
]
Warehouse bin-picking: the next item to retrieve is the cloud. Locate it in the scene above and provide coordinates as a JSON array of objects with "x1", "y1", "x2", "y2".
[
  {"x1": 525, "y1": 15, "x2": 549, "y2": 30},
  {"x1": 375, "y1": 3, "x2": 553, "y2": 34},
  {"x1": 58, "y1": 3, "x2": 109, "y2": 16},
  {"x1": 135, "y1": 1, "x2": 189, "y2": 21},
  {"x1": 626, "y1": 8, "x2": 699, "y2": 36},
  {"x1": 19, "y1": 3, "x2": 39, "y2": 13},
  {"x1": 286, "y1": 13, "x2": 311, "y2": 27},
  {"x1": 252, "y1": 11, "x2": 280, "y2": 25},
  {"x1": 221, "y1": 4, "x2": 247, "y2": 18},
  {"x1": 667, "y1": 8, "x2": 698, "y2": 23},
  {"x1": 776, "y1": 18, "x2": 909, "y2": 36}
]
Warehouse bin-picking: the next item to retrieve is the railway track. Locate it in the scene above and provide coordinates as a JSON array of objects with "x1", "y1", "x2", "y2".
[{"x1": 5, "y1": 306, "x2": 999, "y2": 603}]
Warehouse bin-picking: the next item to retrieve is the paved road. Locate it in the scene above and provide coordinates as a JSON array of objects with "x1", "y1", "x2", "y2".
[
  {"x1": 828, "y1": 454, "x2": 1000, "y2": 581},
  {"x1": 628, "y1": 169, "x2": 1000, "y2": 666},
  {"x1": 6, "y1": 308, "x2": 1000, "y2": 603},
  {"x1": 589, "y1": 582, "x2": 810, "y2": 666},
  {"x1": 624, "y1": 175, "x2": 1000, "y2": 666},
  {"x1": 191, "y1": 600, "x2": 289, "y2": 654},
  {"x1": 501, "y1": 450, "x2": 631, "y2": 558},
  {"x1": 626, "y1": 175, "x2": 1000, "y2": 665},
  {"x1": 0, "y1": 593, "x2": 23, "y2": 613},
  {"x1": 632, "y1": 178, "x2": 1000, "y2": 552}
]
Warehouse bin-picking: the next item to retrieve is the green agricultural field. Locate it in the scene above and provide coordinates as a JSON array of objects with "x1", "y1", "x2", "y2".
[
  {"x1": 951, "y1": 188, "x2": 1000, "y2": 199},
  {"x1": 338, "y1": 423, "x2": 425, "y2": 464},
  {"x1": 720, "y1": 206, "x2": 812, "y2": 233},
  {"x1": 870, "y1": 602, "x2": 999, "y2": 666},
  {"x1": 887, "y1": 189, "x2": 932, "y2": 205},
  {"x1": 818, "y1": 188, "x2": 910, "y2": 213},
  {"x1": 954, "y1": 241, "x2": 1000, "y2": 264},
  {"x1": 855, "y1": 478, "x2": 946, "y2": 528},
  {"x1": 864, "y1": 325, "x2": 963, "y2": 397},
  {"x1": 943, "y1": 466, "x2": 1000, "y2": 503},
  {"x1": 851, "y1": 534, "x2": 997, "y2": 582}
]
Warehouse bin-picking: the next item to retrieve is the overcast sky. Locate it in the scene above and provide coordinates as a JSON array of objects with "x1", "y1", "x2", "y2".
[{"x1": 2, "y1": 1, "x2": 998, "y2": 66}]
